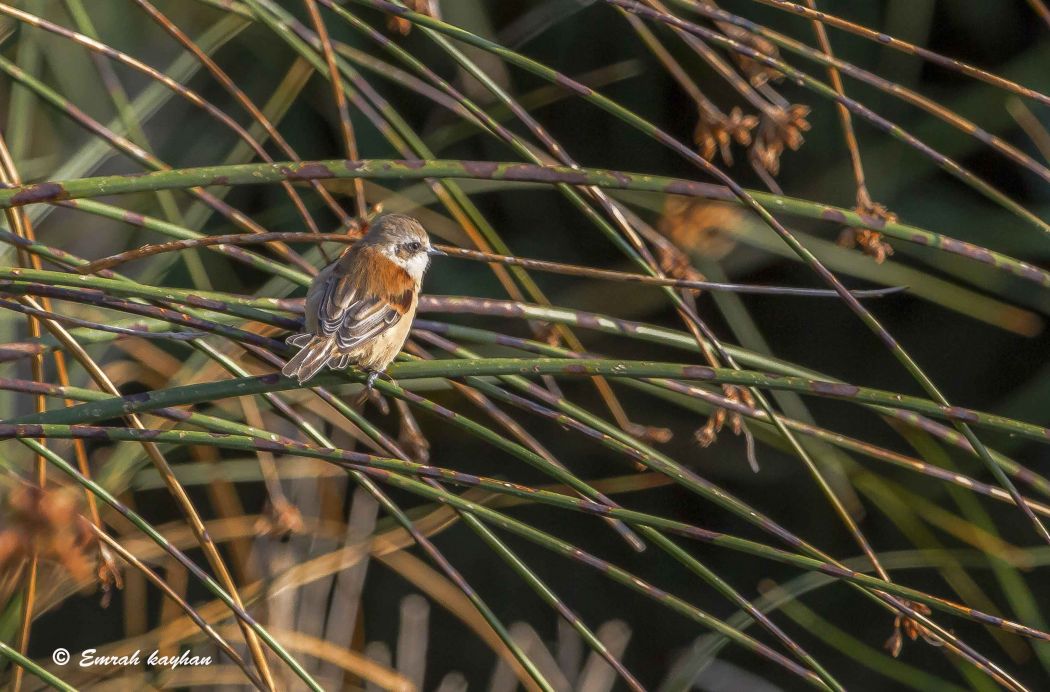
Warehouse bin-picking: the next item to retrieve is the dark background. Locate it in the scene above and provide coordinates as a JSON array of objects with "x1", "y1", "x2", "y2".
[{"x1": 5, "y1": 1, "x2": 1050, "y2": 689}]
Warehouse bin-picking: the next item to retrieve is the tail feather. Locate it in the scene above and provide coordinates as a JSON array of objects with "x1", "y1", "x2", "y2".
[{"x1": 282, "y1": 336, "x2": 336, "y2": 384}]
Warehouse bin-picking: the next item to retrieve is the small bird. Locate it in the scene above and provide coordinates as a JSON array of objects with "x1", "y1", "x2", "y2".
[{"x1": 283, "y1": 213, "x2": 442, "y2": 387}]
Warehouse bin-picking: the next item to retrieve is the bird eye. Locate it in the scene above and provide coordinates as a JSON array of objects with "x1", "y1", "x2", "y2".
[{"x1": 407, "y1": 241, "x2": 422, "y2": 252}]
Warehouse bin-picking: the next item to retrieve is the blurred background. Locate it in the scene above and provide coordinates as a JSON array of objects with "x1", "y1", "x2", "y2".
[{"x1": 1, "y1": 1, "x2": 1050, "y2": 690}]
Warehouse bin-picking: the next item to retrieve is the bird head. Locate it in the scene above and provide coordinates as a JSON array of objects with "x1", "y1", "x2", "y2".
[{"x1": 363, "y1": 213, "x2": 442, "y2": 281}]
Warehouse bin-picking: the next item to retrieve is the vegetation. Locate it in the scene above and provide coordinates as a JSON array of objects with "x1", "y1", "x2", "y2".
[{"x1": 0, "y1": 1, "x2": 1049, "y2": 689}]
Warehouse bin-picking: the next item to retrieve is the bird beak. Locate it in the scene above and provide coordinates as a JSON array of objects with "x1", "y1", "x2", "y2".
[{"x1": 427, "y1": 247, "x2": 446, "y2": 257}]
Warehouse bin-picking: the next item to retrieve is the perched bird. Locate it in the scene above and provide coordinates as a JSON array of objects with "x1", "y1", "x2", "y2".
[{"x1": 283, "y1": 214, "x2": 442, "y2": 386}]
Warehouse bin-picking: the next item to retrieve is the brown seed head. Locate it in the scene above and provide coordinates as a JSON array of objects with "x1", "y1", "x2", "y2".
[
  {"x1": 838, "y1": 195, "x2": 897, "y2": 263},
  {"x1": 0, "y1": 483, "x2": 98, "y2": 599},
  {"x1": 719, "y1": 24, "x2": 783, "y2": 87},
  {"x1": 659, "y1": 197, "x2": 742, "y2": 261},
  {"x1": 387, "y1": 0, "x2": 440, "y2": 35},
  {"x1": 694, "y1": 106, "x2": 759, "y2": 166},
  {"x1": 752, "y1": 104, "x2": 812, "y2": 176}
]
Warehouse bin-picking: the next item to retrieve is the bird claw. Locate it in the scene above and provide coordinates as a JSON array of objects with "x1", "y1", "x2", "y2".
[{"x1": 365, "y1": 370, "x2": 380, "y2": 390}]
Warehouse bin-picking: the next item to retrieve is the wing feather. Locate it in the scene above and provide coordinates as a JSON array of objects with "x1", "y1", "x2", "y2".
[{"x1": 310, "y1": 247, "x2": 416, "y2": 352}]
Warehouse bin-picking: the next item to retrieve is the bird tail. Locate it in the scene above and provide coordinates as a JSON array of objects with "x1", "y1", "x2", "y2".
[{"x1": 282, "y1": 336, "x2": 336, "y2": 384}]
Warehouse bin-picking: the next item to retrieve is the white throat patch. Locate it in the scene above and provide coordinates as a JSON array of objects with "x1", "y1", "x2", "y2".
[
  {"x1": 404, "y1": 252, "x2": 431, "y2": 282},
  {"x1": 382, "y1": 244, "x2": 430, "y2": 283}
]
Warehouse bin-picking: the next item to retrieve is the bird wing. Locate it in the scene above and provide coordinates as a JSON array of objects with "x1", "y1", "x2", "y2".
[{"x1": 315, "y1": 248, "x2": 416, "y2": 351}]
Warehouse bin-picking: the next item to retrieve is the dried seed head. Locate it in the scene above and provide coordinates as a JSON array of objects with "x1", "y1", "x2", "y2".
[
  {"x1": 694, "y1": 106, "x2": 758, "y2": 166},
  {"x1": 719, "y1": 24, "x2": 783, "y2": 87},
  {"x1": 752, "y1": 104, "x2": 811, "y2": 176},
  {"x1": 387, "y1": 0, "x2": 440, "y2": 36},
  {"x1": 535, "y1": 321, "x2": 563, "y2": 348},
  {"x1": 0, "y1": 483, "x2": 98, "y2": 593},
  {"x1": 651, "y1": 216, "x2": 707, "y2": 289},
  {"x1": 839, "y1": 228, "x2": 894, "y2": 264},
  {"x1": 693, "y1": 385, "x2": 752, "y2": 448},
  {"x1": 838, "y1": 194, "x2": 897, "y2": 263},
  {"x1": 397, "y1": 405, "x2": 432, "y2": 464},
  {"x1": 659, "y1": 197, "x2": 742, "y2": 261},
  {"x1": 694, "y1": 412, "x2": 723, "y2": 447},
  {"x1": 656, "y1": 244, "x2": 705, "y2": 292},
  {"x1": 255, "y1": 498, "x2": 304, "y2": 539},
  {"x1": 885, "y1": 602, "x2": 934, "y2": 657},
  {"x1": 624, "y1": 421, "x2": 674, "y2": 445}
]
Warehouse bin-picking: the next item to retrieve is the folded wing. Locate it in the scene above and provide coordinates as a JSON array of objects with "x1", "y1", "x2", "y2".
[
  {"x1": 284, "y1": 249, "x2": 416, "y2": 384},
  {"x1": 318, "y1": 253, "x2": 415, "y2": 351}
]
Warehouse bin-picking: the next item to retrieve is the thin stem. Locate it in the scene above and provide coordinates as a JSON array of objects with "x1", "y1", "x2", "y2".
[
  {"x1": 0, "y1": 128, "x2": 44, "y2": 692},
  {"x1": 661, "y1": 0, "x2": 1050, "y2": 186},
  {"x1": 0, "y1": 1, "x2": 323, "y2": 254},
  {"x1": 17, "y1": 439, "x2": 322, "y2": 691},
  {"x1": 613, "y1": 0, "x2": 1050, "y2": 235},
  {"x1": 2, "y1": 156, "x2": 1042, "y2": 289},
  {"x1": 801, "y1": 0, "x2": 870, "y2": 206},
  {"x1": 3, "y1": 422, "x2": 1047, "y2": 642},
  {"x1": 412, "y1": 319, "x2": 1050, "y2": 516},
  {"x1": 742, "y1": 0, "x2": 1050, "y2": 106},
  {"x1": 195, "y1": 343, "x2": 555, "y2": 692},
  {"x1": 0, "y1": 53, "x2": 315, "y2": 276},
  {"x1": 302, "y1": 0, "x2": 366, "y2": 218},
  {"x1": 76, "y1": 230, "x2": 902, "y2": 298},
  {"x1": 413, "y1": 299, "x2": 1050, "y2": 498},
  {"x1": 1026, "y1": 0, "x2": 1050, "y2": 27},
  {"x1": 12, "y1": 296, "x2": 278, "y2": 691},
  {"x1": 130, "y1": 0, "x2": 351, "y2": 226},
  {"x1": 0, "y1": 639, "x2": 75, "y2": 692},
  {"x1": 88, "y1": 525, "x2": 265, "y2": 689}
]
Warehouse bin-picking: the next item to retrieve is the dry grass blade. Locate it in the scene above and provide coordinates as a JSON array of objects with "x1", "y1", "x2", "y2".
[
  {"x1": 87, "y1": 525, "x2": 264, "y2": 689},
  {"x1": 131, "y1": 0, "x2": 352, "y2": 227},
  {"x1": 302, "y1": 0, "x2": 366, "y2": 219}
]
